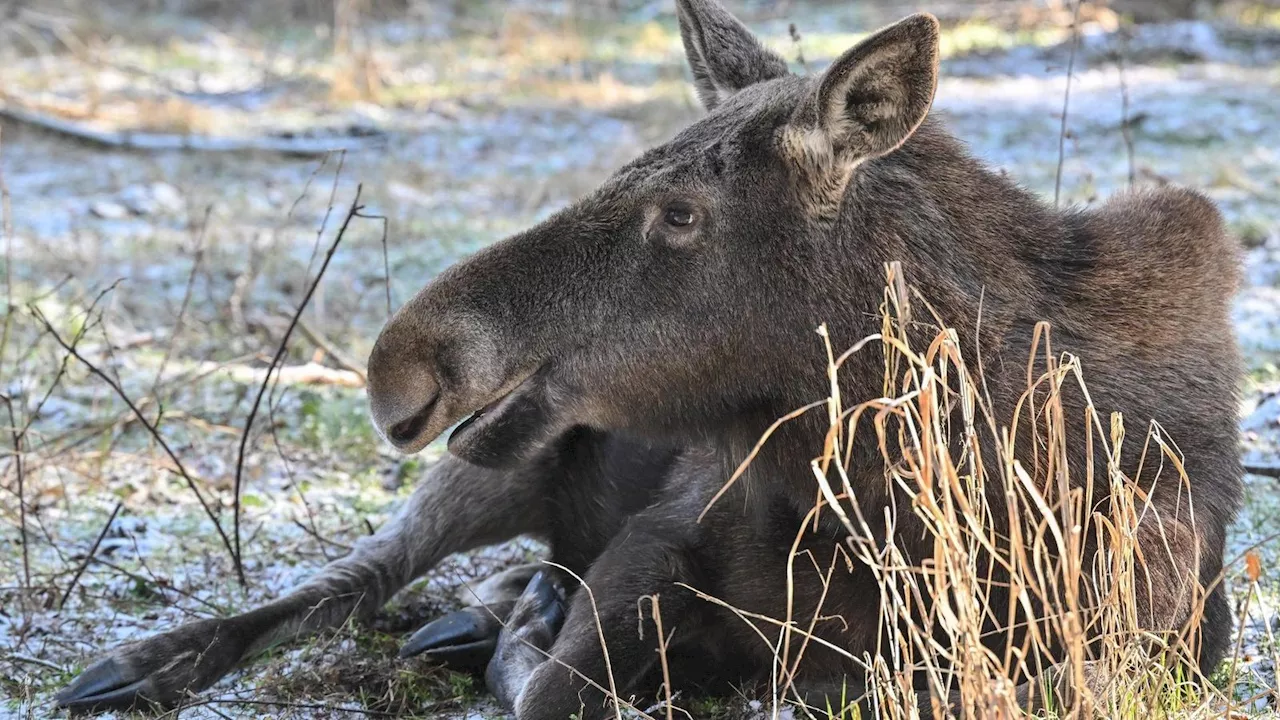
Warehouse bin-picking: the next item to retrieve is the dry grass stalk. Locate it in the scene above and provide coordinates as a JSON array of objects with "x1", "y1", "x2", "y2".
[
  {"x1": 547, "y1": 561, "x2": 627, "y2": 720},
  {"x1": 640, "y1": 594, "x2": 676, "y2": 720},
  {"x1": 694, "y1": 261, "x2": 1229, "y2": 719}
]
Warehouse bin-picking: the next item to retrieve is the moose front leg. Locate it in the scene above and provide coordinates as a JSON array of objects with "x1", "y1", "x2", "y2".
[
  {"x1": 56, "y1": 453, "x2": 548, "y2": 713},
  {"x1": 488, "y1": 516, "x2": 705, "y2": 720}
]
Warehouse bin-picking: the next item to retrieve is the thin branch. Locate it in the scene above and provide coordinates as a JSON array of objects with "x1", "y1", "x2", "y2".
[
  {"x1": 354, "y1": 209, "x2": 391, "y2": 316},
  {"x1": 0, "y1": 124, "x2": 12, "y2": 385},
  {"x1": 232, "y1": 185, "x2": 364, "y2": 586},
  {"x1": 10, "y1": 653, "x2": 65, "y2": 672},
  {"x1": 268, "y1": 372, "x2": 332, "y2": 560},
  {"x1": 545, "y1": 561, "x2": 625, "y2": 720},
  {"x1": 90, "y1": 556, "x2": 225, "y2": 617},
  {"x1": 17, "y1": 279, "x2": 122, "y2": 447},
  {"x1": 1054, "y1": 0, "x2": 1084, "y2": 207},
  {"x1": 295, "y1": 317, "x2": 367, "y2": 381},
  {"x1": 31, "y1": 306, "x2": 242, "y2": 584},
  {"x1": 291, "y1": 517, "x2": 352, "y2": 554},
  {"x1": 285, "y1": 151, "x2": 332, "y2": 224},
  {"x1": 0, "y1": 130, "x2": 17, "y2": 597},
  {"x1": 304, "y1": 150, "x2": 346, "y2": 280},
  {"x1": 152, "y1": 205, "x2": 211, "y2": 402},
  {"x1": 2, "y1": 393, "x2": 29, "y2": 589},
  {"x1": 1116, "y1": 24, "x2": 1136, "y2": 187},
  {"x1": 0, "y1": 136, "x2": 11, "y2": 403},
  {"x1": 58, "y1": 500, "x2": 122, "y2": 609}
]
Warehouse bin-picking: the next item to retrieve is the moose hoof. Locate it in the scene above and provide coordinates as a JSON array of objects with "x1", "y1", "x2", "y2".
[
  {"x1": 485, "y1": 569, "x2": 568, "y2": 709},
  {"x1": 400, "y1": 603, "x2": 513, "y2": 671},
  {"x1": 507, "y1": 569, "x2": 567, "y2": 643},
  {"x1": 56, "y1": 617, "x2": 247, "y2": 714},
  {"x1": 55, "y1": 657, "x2": 156, "y2": 714}
]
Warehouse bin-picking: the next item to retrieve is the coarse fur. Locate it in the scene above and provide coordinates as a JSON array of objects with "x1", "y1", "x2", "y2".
[{"x1": 58, "y1": 1, "x2": 1242, "y2": 717}]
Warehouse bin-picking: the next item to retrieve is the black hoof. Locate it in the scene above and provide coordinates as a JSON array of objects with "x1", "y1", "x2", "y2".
[
  {"x1": 401, "y1": 602, "x2": 513, "y2": 671},
  {"x1": 55, "y1": 658, "x2": 153, "y2": 714},
  {"x1": 518, "y1": 570, "x2": 566, "y2": 633}
]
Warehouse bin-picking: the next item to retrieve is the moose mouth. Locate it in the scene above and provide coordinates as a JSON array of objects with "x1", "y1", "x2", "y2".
[
  {"x1": 448, "y1": 403, "x2": 491, "y2": 442},
  {"x1": 446, "y1": 367, "x2": 555, "y2": 468},
  {"x1": 448, "y1": 393, "x2": 505, "y2": 445}
]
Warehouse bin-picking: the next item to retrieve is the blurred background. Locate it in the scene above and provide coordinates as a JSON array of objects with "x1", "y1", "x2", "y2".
[{"x1": 4, "y1": 0, "x2": 1280, "y2": 717}]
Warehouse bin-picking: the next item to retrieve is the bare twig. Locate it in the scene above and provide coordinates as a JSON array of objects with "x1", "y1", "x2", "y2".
[
  {"x1": 233, "y1": 186, "x2": 365, "y2": 586},
  {"x1": 354, "y1": 208, "x2": 391, "y2": 316},
  {"x1": 2, "y1": 393, "x2": 29, "y2": 589},
  {"x1": 304, "y1": 150, "x2": 346, "y2": 280},
  {"x1": 90, "y1": 556, "x2": 225, "y2": 617},
  {"x1": 285, "y1": 152, "x2": 332, "y2": 224},
  {"x1": 32, "y1": 306, "x2": 242, "y2": 584},
  {"x1": 1116, "y1": 25, "x2": 1136, "y2": 187},
  {"x1": 1054, "y1": 0, "x2": 1084, "y2": 207},
  {"x1": 0, "y1": 127, "x2": 19, "y2": 595},
  {"x1": 295, "y1": 318, "x2": 367, "y2": 381},
  {"x1": 267, "y1": 371, "x2": 332, "y2": 559},
  {"x1": 58, "y1": 500, "x2": 122, "y2": 609},
  {"x1": 152, "y1": 205, "x2": 211, "y2": 401},
  {"x1": 291, "y1": 518, "x2": 352, "y2": 554},
  {"x1": 10, "y1": 653, "x2": 65, "y2": 672},
  {"x1": 0, "y1": 125, "x2": 12, "y2": 384},
  {"x1": 17, "y1": 282, "x2": 119, "y2": 446}
]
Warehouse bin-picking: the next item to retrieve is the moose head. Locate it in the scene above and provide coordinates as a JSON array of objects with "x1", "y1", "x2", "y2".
[{"x1": 367, "y1": 1, "x2": 942, "y2": 467}]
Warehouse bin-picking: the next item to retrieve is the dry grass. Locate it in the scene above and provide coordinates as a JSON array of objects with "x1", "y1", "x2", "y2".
[{"x1": 675, "y1": 262, "x2": 1263, "y2": 719}]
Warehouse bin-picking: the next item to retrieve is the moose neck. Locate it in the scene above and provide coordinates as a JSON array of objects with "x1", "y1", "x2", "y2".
[{"x1": 702, "y1": 119, "x2": 1065, "y2": 525}]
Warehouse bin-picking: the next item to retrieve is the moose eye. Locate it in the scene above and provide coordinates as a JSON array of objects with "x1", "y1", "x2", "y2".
[{"x1": 663, "y1": 206, "x2": 695, "y2": 228}]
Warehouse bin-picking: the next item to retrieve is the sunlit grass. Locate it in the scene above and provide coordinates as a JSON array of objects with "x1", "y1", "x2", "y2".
[{"x1": 686, "y1": 263, "x2": 1272, "y2": 719}]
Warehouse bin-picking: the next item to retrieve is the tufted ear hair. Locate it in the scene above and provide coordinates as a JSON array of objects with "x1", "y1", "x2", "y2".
[
  {"x1": 676, "y1": 0, "x2": 790, "y2": 111},
  {"x1": 780, "y1": 13, "x2": 940, "y2": 213}
]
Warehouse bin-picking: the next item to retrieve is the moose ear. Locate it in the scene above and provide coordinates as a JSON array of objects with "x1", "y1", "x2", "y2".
[
  {"x1": 787, "y1": 13, "x2": 939, "y2": 165},
  {"x1": 676, "y1": 0, "x2": 790, "y2": 111}
]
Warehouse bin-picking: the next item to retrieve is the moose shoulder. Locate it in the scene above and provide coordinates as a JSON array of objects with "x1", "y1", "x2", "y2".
[{"x1": 58, "y1": 1, "x2": 1241, "y2": 717}]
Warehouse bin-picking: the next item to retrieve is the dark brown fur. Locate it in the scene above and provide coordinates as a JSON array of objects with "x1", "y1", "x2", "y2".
[{"x1": 58, "y1": 2, "x2": 1241, "y2": 717}]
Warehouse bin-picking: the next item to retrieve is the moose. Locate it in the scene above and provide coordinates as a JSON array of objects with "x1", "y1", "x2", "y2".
[{"x1": 57, "y1": 0, "x2": 1242, "y2": 717}]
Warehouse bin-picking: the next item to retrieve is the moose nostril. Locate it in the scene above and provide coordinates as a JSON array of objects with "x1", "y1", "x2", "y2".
[{"x1": 388, "y1": 396, "x2": 437, "y2": 445}]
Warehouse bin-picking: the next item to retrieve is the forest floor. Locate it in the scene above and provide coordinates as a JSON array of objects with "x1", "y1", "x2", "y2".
[{"x1": 4, "y1": 1, "x2": 1280, "y2": 718}]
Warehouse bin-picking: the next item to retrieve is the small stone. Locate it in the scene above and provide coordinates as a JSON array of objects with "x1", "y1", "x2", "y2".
[
  {"x1": 150, "y1": 182, "x2": 185, "y2": 213},
  {"x1": 89, "y1": 200, "x2": 129, "y2": 219},
  {"x1": 119, "y1": 185, "x2": 158, "y2": 215}
]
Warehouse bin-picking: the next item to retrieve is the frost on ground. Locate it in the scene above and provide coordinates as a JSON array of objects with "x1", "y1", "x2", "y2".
[{"x1": 3, "y1": 2, "x2": 1280, "y2": 718}]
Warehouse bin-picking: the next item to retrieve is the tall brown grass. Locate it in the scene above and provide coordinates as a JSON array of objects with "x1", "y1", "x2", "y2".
[{"x1": 693, "y1": 262, "x2": 1244, "y2": 719}]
